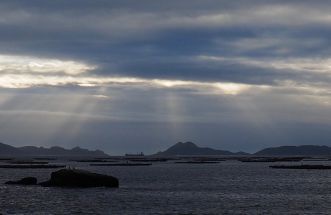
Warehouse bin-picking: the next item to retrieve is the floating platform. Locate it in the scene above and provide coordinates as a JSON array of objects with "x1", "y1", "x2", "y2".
[
  {"x1": 0, "y1": 164, "x2": 66, "y2": 169},
  {"x1": 127, "y1": 158, "x2": 168, "y2": 162},
  {"x1": 175, "y1": 161, "x2": 220, "y2": 164},
  {"x1": 240, "y1": 157, "x2": 304, "y2": 162},
  {"x1": 0, "y1": 158, "x2": 13, "y2": 161},
  {"x1": 9, "y1": 161, "x2": 49, "y2": 165},
  {"x1": 33, "y1": 157, "x2": 57, "y2": 161},
  {"x1": 269, "y1": 165, "x2": 331, "y2": 169},
  {"x1": 90, "y1": 163, "x2": 152, "y2": 166},
  {"x1": 70, "y1": 159, "x2": 117, "y2": 163}
]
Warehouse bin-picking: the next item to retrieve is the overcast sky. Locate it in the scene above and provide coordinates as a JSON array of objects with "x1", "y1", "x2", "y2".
[{"x1": 0, "y1": 0, "x2": 331, "y2": 154}]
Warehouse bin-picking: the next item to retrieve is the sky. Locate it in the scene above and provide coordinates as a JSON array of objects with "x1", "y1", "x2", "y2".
[{"x1": 0, "y1": 0, "x2": 331, "y2": 154}]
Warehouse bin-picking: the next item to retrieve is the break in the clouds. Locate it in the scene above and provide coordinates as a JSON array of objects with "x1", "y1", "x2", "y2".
[{"x1": 0, "y1": 0, "x2": 330, "y2": 154}]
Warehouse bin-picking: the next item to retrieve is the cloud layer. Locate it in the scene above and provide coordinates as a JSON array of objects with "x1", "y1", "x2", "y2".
[{"x1": 0, "y1": 1, "x2": 331, "y2": 153}]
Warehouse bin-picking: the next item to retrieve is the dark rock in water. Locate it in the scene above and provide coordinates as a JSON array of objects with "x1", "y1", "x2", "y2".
[
  {"x1": 39, "y1": 168, "x2": 119, "y2": 188},
  {"x1": 5, "y1": 177, "x2": 37, "y2": 185}
]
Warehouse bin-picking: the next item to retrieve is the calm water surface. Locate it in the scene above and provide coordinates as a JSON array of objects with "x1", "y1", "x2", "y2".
[{"x1": 0, "y1": 161, "x2": 331, "y2": 214}]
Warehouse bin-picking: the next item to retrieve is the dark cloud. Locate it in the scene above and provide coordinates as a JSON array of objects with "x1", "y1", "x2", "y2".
[
  {"x1": 0, "y1": 0, "x2": 331, "y2": 84},
  {"x1": 0, "y1": 1, "x2": 331, "y2": 152}
]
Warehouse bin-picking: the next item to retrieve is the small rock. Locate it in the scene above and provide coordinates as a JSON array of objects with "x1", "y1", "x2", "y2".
[{"x1": 5, "y1": 177, "x2": 37, "y2": 185}]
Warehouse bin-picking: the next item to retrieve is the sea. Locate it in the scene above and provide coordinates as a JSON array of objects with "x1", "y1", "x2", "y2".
[{"x1": 0, "y1": 160, "x2": 331, "y2": 214}]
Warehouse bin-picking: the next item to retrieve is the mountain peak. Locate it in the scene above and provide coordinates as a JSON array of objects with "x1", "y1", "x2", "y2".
[
  {"x1": 173, "y1": 141, "x2": 197, "y2": 148},
  {"x1": 156, "y1": 142, "x2": 247, "y2": 156}
]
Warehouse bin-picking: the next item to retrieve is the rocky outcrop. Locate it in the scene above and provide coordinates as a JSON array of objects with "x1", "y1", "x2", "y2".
[
  {"x1": 39, "y1": 169, "x2": 119, "y2": 188},
  {"x1": 4, "y1": 169, "x2": 119, "y2": 188},
  {"x1": 5, "y1": 177, "x2": 37, "y2": 185}
]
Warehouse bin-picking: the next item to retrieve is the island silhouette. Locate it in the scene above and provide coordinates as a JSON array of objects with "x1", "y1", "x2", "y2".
[
  {"x1": 1, "y1": 141, "x2": 331, "y2": 157},
  {"x1": 155, "y1": 142, "x2": 331, "y2": 156},
  {"x1": 0, "y1": 142, "x2": 108, "y2": 157}
]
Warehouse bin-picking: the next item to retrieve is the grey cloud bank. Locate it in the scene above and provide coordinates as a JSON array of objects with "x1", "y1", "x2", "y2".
[{"x1": 0, "y1": 0, "x2": 330, "y2": 154}]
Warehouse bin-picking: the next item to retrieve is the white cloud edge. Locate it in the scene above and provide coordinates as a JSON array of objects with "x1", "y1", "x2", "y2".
[{"x1": 1, "y1": 54, "x2": 331, "y2": 97}]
